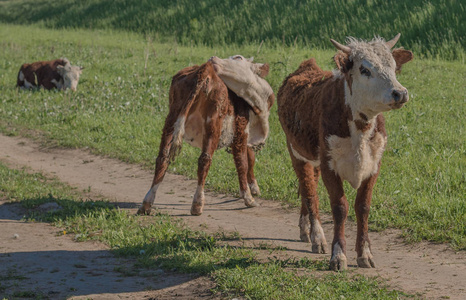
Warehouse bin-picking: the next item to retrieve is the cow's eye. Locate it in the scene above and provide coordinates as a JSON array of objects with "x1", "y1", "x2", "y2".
[{"x1": 360, "y1": 66, "x2": 371, "y2": 77}]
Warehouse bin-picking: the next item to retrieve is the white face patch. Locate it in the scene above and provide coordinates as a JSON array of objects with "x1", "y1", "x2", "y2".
[
  {"x1": 143, "y1": 183, "x2": 160, "y2": 204},
  {"x1": 18, "y1": 71, "x2": 25, "y2": 82},
  {"x1": 209, "y1": 55, "x2": 273, "y2": 150},
  {"x1": 58, "y1": 64, "x2": 82, "y2": 91},
  {"x1": 290, "y1": 143, "x2": 320, "y2": 167},
  {"x1": 344, "y1": 39, "x2": 407, "y2": 119},
  {"x1": 327, "y1": 121, "x2": 386, "y2": 189},
  {"x1": 210, "y1": 56, "x2": 273, "y2": 115}
]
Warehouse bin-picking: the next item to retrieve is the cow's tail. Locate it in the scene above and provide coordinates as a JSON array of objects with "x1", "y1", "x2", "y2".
[
  {"x1": 168, "y1": 64, "x2": 212, "y2": 162},
  {"x1": 169, "y1": 116, "x2": 186, "y2": 162}
]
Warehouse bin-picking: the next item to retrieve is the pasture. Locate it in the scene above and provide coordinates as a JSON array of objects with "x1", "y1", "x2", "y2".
[
  {"x1": 0, "y1": 149, "x2": 409, "y2": 299},
  {"x1": 0, "y1": 0, "x2": 464, "y2": 60},
  {"x1": 0, "y1": 24, "x2": 464, "y2": 249},
  {"x1": 0, "y1": 1, "x2": 465, "y2": 296}
]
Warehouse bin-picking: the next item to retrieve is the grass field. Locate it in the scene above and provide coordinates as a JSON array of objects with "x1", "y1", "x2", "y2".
[
  {"x1": 0, "y1": 0, "x2": 464, "y2": 297},
  {"x1": 0, "y1": 162, "x2": 409, "y2": 299},
  {"x1": 0, "y1": 0, "x2": 464, "y2": 60},
  {"x1": 0, "y1": 24, "x2": 464, "y2": 250}
]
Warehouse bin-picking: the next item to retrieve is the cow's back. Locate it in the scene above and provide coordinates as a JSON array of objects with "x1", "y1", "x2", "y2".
[
  {"x1": 17, "y1": 59, "x2": 67, "y2": 89},
  {"x1": 169, "y1": 62, "x2": 229, "y2": 115},
  {"x1": 277, "y1": 58, "x2": 340, "y2": 154}
]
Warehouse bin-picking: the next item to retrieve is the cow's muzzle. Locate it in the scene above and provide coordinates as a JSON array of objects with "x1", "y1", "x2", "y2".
[{"x1": 390, "y1": 88, "x2": 408, "y2": 108}]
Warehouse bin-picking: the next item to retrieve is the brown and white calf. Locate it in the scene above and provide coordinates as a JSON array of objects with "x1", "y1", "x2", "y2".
[
  {"x1": 277, "y1": 34, "x2": 413, "y2": 270},
  {"x1": 17, "y1": 58, "x2": 83, "y2": 91},
  {"x1": 138, "y1": 56, "x2": 274, "y2": 216}
]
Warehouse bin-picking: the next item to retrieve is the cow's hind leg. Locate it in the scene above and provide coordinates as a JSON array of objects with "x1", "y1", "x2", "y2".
[
  {"x1": 191, "y1": 115, "x2": 222, "y2": 216},
  {"x1": 232, "y1": 116, "x2": 258, "y2": 208},
  {"x1": 246, "y1": 147, "x2": 260, "y2": 196},
  {"x1": 354, "y1": 174, "x2": 378, "y2": 268},
  {"x1": 138, "y1": 114, "x2": 181, "y2": 215},
  {"x1": 288, "y1": 147, "x2": 328, "y2": 253}
]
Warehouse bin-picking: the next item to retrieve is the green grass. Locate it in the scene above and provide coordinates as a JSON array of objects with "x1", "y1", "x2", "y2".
[
  {"x1": 0, "y1": 162, "x2": 410, "y2": 299},
  {"x1": 0, "y1": 24, "x2": 464, "y2": 250},
  {"x1": 0, "y1": 0, "x2": 464, "y2": 60}
]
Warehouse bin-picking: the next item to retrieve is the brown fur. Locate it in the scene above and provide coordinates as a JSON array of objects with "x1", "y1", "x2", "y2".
[
  {"x1": 17, "y1": 59, "x2": 68, "y2": 89},
  {"x1": 277, "y1": 57, "x2": 389, "y2": 270},
  {"x1": 139, "y1": 61, "x2": 274, "y2": 215},
  {"x1": 392, "y1": 48, "x2": 414, "y2": 73}
]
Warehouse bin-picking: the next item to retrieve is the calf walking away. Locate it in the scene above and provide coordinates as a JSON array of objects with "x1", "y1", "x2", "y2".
[
  {"x1": 138, "y1": 55, "x2": 274, "y2": 216},
  {"x1": 277, "y1": 34, "x2": 413, "y2": 270}
]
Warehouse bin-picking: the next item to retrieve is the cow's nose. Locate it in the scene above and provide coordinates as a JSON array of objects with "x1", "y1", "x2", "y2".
[{"x1": 392, "y1": 89, "x2": 408, "y2": 102}]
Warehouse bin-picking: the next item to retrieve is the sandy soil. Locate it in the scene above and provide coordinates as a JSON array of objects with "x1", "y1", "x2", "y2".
[{"x1": 0, "y1": 134, "x2": 465, "y2": 299}]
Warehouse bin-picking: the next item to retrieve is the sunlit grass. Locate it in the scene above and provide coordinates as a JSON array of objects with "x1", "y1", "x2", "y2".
[
  {"x1": 0, "y1": 162, "x2": 409, "y2": 298},
  {"x1": 0, "y1": 24, "x2": 464, "y2": 250},
  {"x1": 0, "y1": 0, "x2": 464, "y2": 60}
]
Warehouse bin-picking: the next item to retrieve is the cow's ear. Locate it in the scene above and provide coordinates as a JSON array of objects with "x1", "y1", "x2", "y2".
[
  {"x1": 247, "y1": 57, "x2": 254, "y2": 62},
  {"x1": 80, "y1": 66, "x2": 84, "y2": 71},
  {"x1": 333, "y1": 51, "x2": 353, "y2": 74},
  {"x1": 257, "y1": 63, "x2": 270, "y2": 78},
  {"x1": 392, "y1": 48, "x2": 413, "y2": 73}
]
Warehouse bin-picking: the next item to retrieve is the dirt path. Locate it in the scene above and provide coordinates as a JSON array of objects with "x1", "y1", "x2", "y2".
[
  {"x1": 1, "y1": 134, "x2": 465, "y2": 299},
  {"x1": 0, "y1": 200, "x2": 215, "y2": 299}
]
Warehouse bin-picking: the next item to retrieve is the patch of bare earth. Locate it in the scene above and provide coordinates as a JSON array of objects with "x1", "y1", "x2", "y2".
[
  {"x1": 0, "y1": 134, "x2": 465, "y2": 299},
  {"x1": 0, "y1": 201, "x2": 219, "y2": 299}
]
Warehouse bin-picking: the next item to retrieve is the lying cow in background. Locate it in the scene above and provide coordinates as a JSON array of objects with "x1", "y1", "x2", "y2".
[
  {"x1": 138, "y1": 55, "x2": 274, "y2": 216},
  {"x1": 17, "y1": 58, "x2": 83, "y2": 91},
  {"x1": 277, "y1": 34, "x2": 413, "y2": 270}
]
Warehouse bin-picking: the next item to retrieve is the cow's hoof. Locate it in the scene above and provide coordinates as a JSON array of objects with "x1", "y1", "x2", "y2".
[
  {"x1": 137, "y1": 203, "x2": 152, "y2": 215},
  {"x1": 357, "y1": 257, "x2": 376, "y2": 268},
  {"x1": 245, "y1": 200, "x2": 260, "y2": 208},
  {"x1": 190, "y1": 204, "x2": 204, "y2": 216},
  {"x1": 329, "y1": 255, "x2": 348, "y2": 271},
  {"x1": 312, "y1": 242, "x2": 329, "y2": 254},
  {"x1": 249, "y1": 182, "x2": 261, "y2": 196}
]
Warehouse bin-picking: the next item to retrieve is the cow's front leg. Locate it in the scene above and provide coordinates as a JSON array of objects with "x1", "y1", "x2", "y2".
[
  {"x1": 246, "y1": 147, "x2": 260, "y2": 196},
  {"x1": 232, "y1": 117, "x2": 258, "y2": 208},
  {"x1": 321, "y1": 165, "x2": 348, "y2": 271},
  {"x1": 354, "y1": 173, "x2": 379, "y2": 268},
  {"x1": 191, "y1": 115, "x2": 222, "y2": 216},
  {"x1": 287, "y1": 144, "x2": 328, "y2": 252}
]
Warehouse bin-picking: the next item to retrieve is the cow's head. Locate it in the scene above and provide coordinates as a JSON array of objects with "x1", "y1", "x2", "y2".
[
  {"x1": 209, "y1": 55, "x2": 273, "y2": 110},
  {"x1": 331, "y1": 34, "x2": 413, "y2": 119},
  {"x1": 57, "y1": 61, "x2": 84, "y2": 91},
  {"x1": 210, "y1": 55, "x2": 270, "y2": 79}
]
